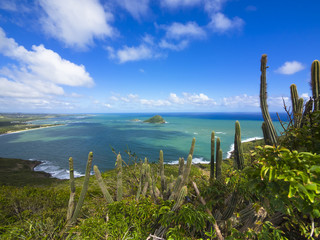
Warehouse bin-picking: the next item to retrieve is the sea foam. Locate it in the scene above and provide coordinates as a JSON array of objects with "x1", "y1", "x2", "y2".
[
  {"x1": 226, "y1": 137, "x2": 263, "y2": 158},
  {"x1": 166, "y1": 157, "x2": 209, "y2": 165},
  {"x1": 33, "y1": 160, "x2": 84, "y2": 179}
]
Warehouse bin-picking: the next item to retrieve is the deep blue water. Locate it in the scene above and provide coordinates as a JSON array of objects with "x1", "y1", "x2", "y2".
[{"x1": 0, "y1": 112, "x2": 286, "y2": 179}]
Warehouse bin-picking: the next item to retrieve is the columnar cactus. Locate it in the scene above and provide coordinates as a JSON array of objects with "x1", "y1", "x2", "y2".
[
  {"x1": 210, "y1": 131, "x2": 215, "y2": 182},
  {"x1": 222, "y1": 191, "x2": 238, "y2": 220},
  {"x1": 216, "y1": 149, "x2": 222, "y2": 179},
  {"x1": 70, "y1": 152, "x2": 93, "y2": 225},
  {"x1": 169, "y1": 175, "x2": 183, "y2": 200},
  {"x1": 178, "y1": 157, "x2": 184, "y2": 176},
  {"x1": 93, "y1": 165, "x2": 114, "y2": 204},
  {"x1": 172, "y1": 186, "x2": 187, "y2": 211},
  {"x1": 116, "y1": 154, "x2": 123, "y2": 201},
  {"x1": 290, "y1": 84, "x2": 303, "y2": 128},
  {"x1": 189, "y1": 137, "x2": 196, "y2": 157},
  {"x1": 159, "y1": 150, "x2": 166, "y2": 195},
  {"x1": 311, "y1": 60, "x2": 320, "y2": 111},
  {"x1": 66, "y1": 157, "x2": 75, "y2": 222},
  {"x1": 180, "y1": 154, "x2": 192, "y2": 189},
  {"x1": 215, "y1": 137, "x2": 221, "y2": 179},
  {"x1": 234, "y1": 121, "x2": 244, "y2": 170},
  {"x1": 260, "y1": 54, "x2": 278, "y2": 146}
]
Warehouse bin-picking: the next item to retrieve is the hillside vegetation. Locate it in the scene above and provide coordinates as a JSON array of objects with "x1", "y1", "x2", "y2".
[{"x1": 0, "y1": 55, "x2": 320, "y2": 239}]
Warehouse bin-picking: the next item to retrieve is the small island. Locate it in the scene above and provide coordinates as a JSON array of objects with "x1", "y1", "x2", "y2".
[{"x1": 143, "y1": 115, "x2": 165, "y2": 124}]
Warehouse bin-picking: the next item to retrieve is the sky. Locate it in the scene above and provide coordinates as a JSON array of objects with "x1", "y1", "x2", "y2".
[{"x1": 0, "y1": 0, "x2": 319, "y2": 113}]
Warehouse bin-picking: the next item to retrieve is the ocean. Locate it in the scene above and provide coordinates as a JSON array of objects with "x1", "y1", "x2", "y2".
[{"x1": 0, "y1": 112, "x2": 286, "y2": 179}]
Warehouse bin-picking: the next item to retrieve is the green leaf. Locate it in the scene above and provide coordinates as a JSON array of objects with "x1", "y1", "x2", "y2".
[
  {"x1": 305, "y1": 183, "x2": 317, "y2": 192},
  {"x1": 312, "y1": 209, "x2": 320, "y2": 218},
  {"x1": 310, "y1": 165, "x2": 320, "y2": 173},
  {"x1": 288, "y1": 183, "x2": 297, "y2": 198}
]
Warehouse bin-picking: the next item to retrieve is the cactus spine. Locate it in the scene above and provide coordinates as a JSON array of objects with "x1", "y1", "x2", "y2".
[
  {"x1": 210, "y1": 131, "x2": 215, "y2": 182},
  {"x1": 93, "y1": 165, "x2": 114, "y2": 204},
  {"x1": 178, "y1": 157, "x2": 184, "y2": 176},
  {"x1": 181, "y1": 154, "x2": 192, "y2": 188},
  {"x1": 70, "y1": 152, "x2": 93, "y2": 225},
  {"x1": 234, "y1": 121, "x2": 244, "y2": 170},
  {"x1": 169, "y1": 175, "x2": 183, "y2": 200},
  {"x1": 159, "y1": 150, "x2": 166, "y2": 195},
  {"x1": 116, "y1": 154, "x2": 123, "y2": 201},
  {"x1": 311, "y1": 60, "x2": 320, "y2": 111},
  {"x1": 260, "y1": 54, "x2": 278, "y2": 146},
  {"x1": 172, "y1": 186, "x2": 187, "y2": 211},
  {"x1": 66, "y1": 157, "x2": 75, "y2": 222}
]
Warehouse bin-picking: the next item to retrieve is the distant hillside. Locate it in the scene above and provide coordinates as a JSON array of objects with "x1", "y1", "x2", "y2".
[{"x1": 143, "y1": 115, "x2": 165, "y2": 124}]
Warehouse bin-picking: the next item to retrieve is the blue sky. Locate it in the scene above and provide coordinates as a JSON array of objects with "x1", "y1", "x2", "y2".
[{"x1": 0, "y1": 0, "x2": 319, "y2": 113}]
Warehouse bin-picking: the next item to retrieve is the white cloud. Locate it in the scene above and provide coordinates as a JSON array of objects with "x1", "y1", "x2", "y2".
[
  {"x1": 39, "y1": 0, "x2": 115, "y2": 48},
  {"x1": 140, "y1": 99, "x2": 172, "y2": 106},
  {"x1": 161, "y1": 0, "x2": 202, "y2": 8},
  {"x1": 115, "y1": 44, "x2": 154, "y2": 63},
  {"x1": 204, "y1": 0, "x2": 228, "y2": 13},
  {"x1": 163, "y1": 22, "x2": 206, "y2": 40},
  {"x1": 222, "y1": 94, "x2": 259, "y2": 107},
  {"x1": 208, "y1": 12, "x2": 244, "y2": 32},
  {"x1": 104, "y1": 103, "x2": 112, "y2": 108},
  {"x1": 276, "y1": 61, "x2": 305, "y2": 75},
  {"x1": 182, "y1": 92, "x2": 216, "y2": 105},
  {"x1": 116, "y1": 0, "x2": 150, "y2": 20},
  {"x1": 0, "y1": 27, "x2": 94, "y2": 108},
  {"x1": 301, "y1": 93, "x2": 309, "y2": 100},
  {"x1": 159, "y1": 39, "x2": 189, "y2": 51}
]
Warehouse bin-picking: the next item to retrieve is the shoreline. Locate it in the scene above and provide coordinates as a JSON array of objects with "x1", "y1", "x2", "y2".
[
  {"x1": 0, "y1": 157, "x2": 61, "y2": 186},
  {"x1": 0, "y1": 124, "x2": 64, "y2": 136}
]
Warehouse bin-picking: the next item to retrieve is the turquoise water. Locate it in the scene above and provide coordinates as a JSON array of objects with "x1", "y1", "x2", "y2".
[{"x1": 0, "y1": 113, "x2": 285, "y2": 179}]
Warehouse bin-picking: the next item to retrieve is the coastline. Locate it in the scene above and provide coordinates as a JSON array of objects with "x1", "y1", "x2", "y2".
[
  {"x1": 0, "y1": 124, "x2": 64, "y2": 136},
  {"x1": 0, "y1": 157, "x2": 60, "y2": 186}
]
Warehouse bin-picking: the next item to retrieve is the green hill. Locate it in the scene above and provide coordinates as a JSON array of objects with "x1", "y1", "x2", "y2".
[{"x1": 143, "y1": 115, "x2": 165, "y2": 123}]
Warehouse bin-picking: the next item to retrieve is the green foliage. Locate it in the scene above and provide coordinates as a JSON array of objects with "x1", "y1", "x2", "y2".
[
  {"x1": 281, "y1": 111, "x2": 320, "y2": 154},
  {"x1": 105, "y1": 197, "x2": 164, "y2": 239},
  {"x1": 0, "y1": 185, "x2": 69, "y2": 239},
  {"x1": 241, "y1": 145, "x2": 320, "y2": 239},
  {"x1": 158, "y1": 203, "x2": 211, "y2": 240}
]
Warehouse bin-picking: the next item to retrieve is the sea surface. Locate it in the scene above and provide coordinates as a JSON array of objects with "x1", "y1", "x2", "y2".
[{"x1": 0, "y1": 112, "x2": 286, "y2": 179}]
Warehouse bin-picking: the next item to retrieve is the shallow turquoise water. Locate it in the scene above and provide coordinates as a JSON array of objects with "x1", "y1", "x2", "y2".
[{"x1": 0, "y1": 113, "x2": 285, "y2": 178}]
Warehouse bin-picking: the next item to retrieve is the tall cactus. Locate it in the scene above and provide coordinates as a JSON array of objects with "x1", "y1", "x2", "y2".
[
  {"x1": 93, "y1": 165, "x2": 114, "y2": 204},
  {"x1": 172, "y1": 186, "x2": 187, "y2": 211},
  {"x1": 178, "y1": 157, "x2": 184, "y2": 176},
  {"x1": 116, "y1": 153, "x2": 123, "y2": 201},
  {"x1": 290, "y1": 84, "x2": 303, "y2": 128},
  {"x1": 181, "y1": 154, "x2": 192, "y2": 188},
  {"x1": 210, "y1": 131, "x2": 215, "y2": 182},
  {"x1": 70, "y1": 152, "x2": 93, "y2": 225},
  {"x1": 216, "y1": 149, "x2": 222, "y2": 179},
  {"x1": 66, "y1": 157, "x2": 75, "y2": 222},
  {"x1": 215, "y1": 137, "x2": 221, "y2": 179},
  {"x1": 234, "y1": 121, "x2": 244, "y2": 170},
  {"x1": 159, "y1": 150, "x2": 166, "y2": 195},
  {"x1": 189, "y1": 137, "x2": 196, "y2": 157},
  {"x1": 311, "y1": 60, "x2": 320, "y2": 111},
  {"x1": 260, "y1": 54, "x2": 278, "y2": 146}
]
